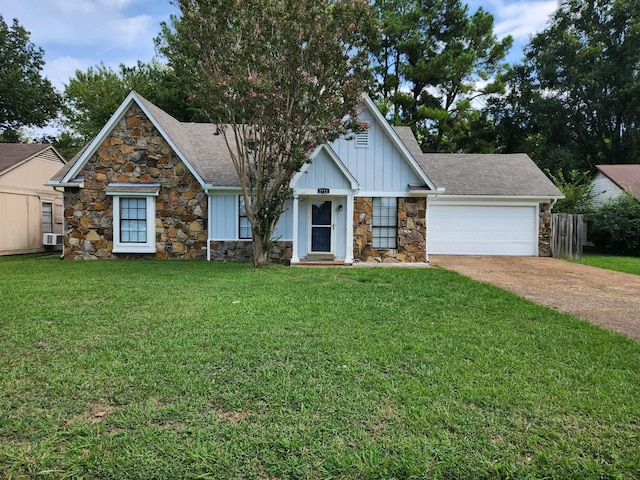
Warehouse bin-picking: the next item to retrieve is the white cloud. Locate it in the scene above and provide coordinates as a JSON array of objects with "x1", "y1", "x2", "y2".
[
  {"x1": 1, "y1": 0, "x2": 166, "y2": 91},
  {"x1": 492, "y1": 1, "x2": 558, "y2": 41}
]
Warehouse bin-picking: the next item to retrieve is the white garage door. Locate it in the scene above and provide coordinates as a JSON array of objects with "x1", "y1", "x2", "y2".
[{"x1": 428, "y1": 204, "x2": 537, "y2": 256}]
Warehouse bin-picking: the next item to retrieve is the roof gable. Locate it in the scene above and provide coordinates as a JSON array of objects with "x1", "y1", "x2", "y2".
[
  {"x1": 0, "y1": 144, "x2": 65, "y2": 176},
  {"x1": 594, "y1": 164, "x2": 640, "y2": 202},
  {"x1": 292, "y1": 144, "x2": 359, "y2": 191},
  {"x1": 359, "y1": 96, "x2": 436, "y2": 191},
  {"x1": 53, "y1": 92, "x2": 207, "y2": 187}
]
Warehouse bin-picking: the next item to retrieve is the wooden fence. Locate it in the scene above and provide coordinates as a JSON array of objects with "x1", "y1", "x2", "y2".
[{"x1": 551, "y1": 213, "x2": 583, "y2": 259}]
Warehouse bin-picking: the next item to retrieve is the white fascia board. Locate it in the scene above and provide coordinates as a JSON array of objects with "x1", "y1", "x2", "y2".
[
  {"x1": 429, "y1": 195, "x2": 565, "y2": 206},
  {"x1": 45, "y1": 180, "x2": 84, "y2": 188},
  {"x1": 430, "y1": 194, "x2": 565, "y2": 202},
  {"x1": 360, "y1": 94, "x2": 437, "y2": 191}
]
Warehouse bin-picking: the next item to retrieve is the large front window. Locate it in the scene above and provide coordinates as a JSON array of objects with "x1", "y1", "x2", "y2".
[{"x1": 372, "y1": 197, "x2": 397, "y2": 249}]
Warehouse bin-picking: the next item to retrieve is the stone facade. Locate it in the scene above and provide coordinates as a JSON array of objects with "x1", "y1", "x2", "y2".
[
  {"x1": 538, "y1": 202, "x2": 552, "y2": 257},
  {"x1": 63, "y1": 105, "x2": 208, "y2": 260},
  {"x1": 209, "y1": 240, "x2": 293, "y2": 264},
  {"x1": 353, "y1": 197, "x2": 427, "y2": 263}
]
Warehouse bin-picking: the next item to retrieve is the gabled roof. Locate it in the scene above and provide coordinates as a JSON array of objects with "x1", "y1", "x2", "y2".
[
  {"x1": 361, "y1": 98, "x2": 436, "y2": 191},
  {"x1": 393, "y1": 127, "x2": 563, "y2": 198},
  {"x1": 0, "y1": 143, "x2": 65, "y2": 176},
  {"x1": 52, "y1": 91, "x2": 209, "y2": 187},
  {"x1": 594, "y1": 164, "x2": 640, "y2": 202},
  {"x1": 292, "y1": 144, "x2": 360, "y2": 191}
]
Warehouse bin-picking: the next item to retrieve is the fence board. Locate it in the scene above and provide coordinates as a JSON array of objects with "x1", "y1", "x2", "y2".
[{"x1": 551, "y1": 213, "x2": 583, "y2": 259}]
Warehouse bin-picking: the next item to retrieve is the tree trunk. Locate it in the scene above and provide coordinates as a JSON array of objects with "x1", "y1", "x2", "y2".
[{"x1": 251, "y1": 228, "x2": 270, "y2": 267}]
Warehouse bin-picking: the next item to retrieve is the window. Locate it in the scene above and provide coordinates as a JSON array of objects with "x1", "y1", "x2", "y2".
[
  {"x1": 239, "y1": 195, "x2": 251, "y2": 239},
  {"x1": 42, "y1": 202, "x2": 53, "y2": 234},
  {"x1": 372, "y1": 197, "x2": 397, "y2": 249},
  {"x1": 107, "y1": 184, "x2": 159, "y2": 254},
  {"x1": 120, "y1": 198, "x2": 148, "y2": 243}
]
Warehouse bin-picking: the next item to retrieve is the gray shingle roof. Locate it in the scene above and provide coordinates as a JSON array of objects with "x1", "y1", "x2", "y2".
[
  {"x1": 51, "y1": 94, "x2": 562, "y2": 199},
  {"x1": 0, "y1": 143, "x2": 59, "y2": 174},
  {"x1": 394, "y1": 127, "x2": 563, "y2": 198}
]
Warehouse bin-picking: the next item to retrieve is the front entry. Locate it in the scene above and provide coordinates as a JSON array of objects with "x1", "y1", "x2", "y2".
[{"x1": 310, "y1": 199, "x2": 333, "y2": 254}]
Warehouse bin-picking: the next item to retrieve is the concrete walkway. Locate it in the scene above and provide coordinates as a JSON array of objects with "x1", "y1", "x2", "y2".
[{"x1": 429, "y1": 256, "x2": 640, "y2": 342}]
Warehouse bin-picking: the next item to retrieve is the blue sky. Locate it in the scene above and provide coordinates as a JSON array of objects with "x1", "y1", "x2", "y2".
[{"x1": 1, "y1": 0, "x2": 558, "y2": 93}]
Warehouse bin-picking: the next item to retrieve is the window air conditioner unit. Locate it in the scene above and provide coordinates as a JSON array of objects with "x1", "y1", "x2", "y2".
[{"x1": 43, "y1": 233, "x2": 63, "y2": 246}]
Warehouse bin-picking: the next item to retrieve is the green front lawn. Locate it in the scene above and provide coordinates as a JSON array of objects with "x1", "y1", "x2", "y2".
[
  {"x1": 1, "y1": 257, "x2": 639, "y2": 479},
  {"x1": 572, "y1": 253, "x2": 640, "y2": 276}
]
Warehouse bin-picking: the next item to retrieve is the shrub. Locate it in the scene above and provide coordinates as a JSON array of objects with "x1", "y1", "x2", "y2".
[{"x1": 589, "y1": 191, "x2": 640, "y2": 256}]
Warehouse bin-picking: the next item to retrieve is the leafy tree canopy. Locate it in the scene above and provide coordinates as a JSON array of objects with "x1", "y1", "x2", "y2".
[
  {"x1": 371, "y1": 0, "x2": 512, "y2": 153},
  {"x1": 0, "y1": 16, "x2": 61, "y2": 141},
  {"x1": 63, "y1": 59, "x2": 201, "y2": 144},
  {"x1": 158, "y1": 0, "x2": 378, "y2": 266},
  {"x1": 493, "y1": 0, "x2": 640, "y2": 172},
  {"x1": 546, "y1": 168, "x2": 596, "y2": 214}
]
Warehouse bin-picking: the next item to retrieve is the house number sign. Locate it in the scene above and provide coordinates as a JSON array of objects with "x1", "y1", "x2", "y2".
[{"x1": 317, "y1": 188, "x2": 330, "y2": 194}]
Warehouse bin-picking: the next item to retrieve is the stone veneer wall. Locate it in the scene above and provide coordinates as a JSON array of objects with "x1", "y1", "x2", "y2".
[
  {"x1": 538, "y1": 202, "x2": 552, "y2": 257},
  {"x1": 63, "y1": 104, "x2": 208, "y2": 260},
  {"x1": 209, "y1": 240, "x2": 293, "y2": 264},
  {"x1": 353, "y1": 197, "x2": 427, "y2": 262}
]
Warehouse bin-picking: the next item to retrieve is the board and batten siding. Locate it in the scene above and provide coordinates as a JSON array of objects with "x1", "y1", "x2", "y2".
[
  {"x1": 329, "y1": 109, "x2": 423, "y2": 194},
  {"x1": 592, "y1": 172, "x2": 624, "y2": 207},
  {"x1": 209, "y1": 194, "x2": 293, "y2": 241},
  {"x1": 296, "y1": 149, "x2": 352, "y2": 191}
]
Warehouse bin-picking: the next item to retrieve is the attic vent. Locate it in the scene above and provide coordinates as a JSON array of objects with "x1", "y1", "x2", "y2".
[{"x1": 355, "y1": 130, "x2": 369, "y2": 148}]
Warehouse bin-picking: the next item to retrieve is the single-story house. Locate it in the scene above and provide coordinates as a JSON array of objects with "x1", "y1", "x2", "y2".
[
  {"x1": 47, "y1": 91, "x2": 563, "y2": 262},
  {"x1": 592, "y1": 164, "x2": 640, "y2": 207},
  {"x1": 1, "y1": 144, "x2": 67, "y2": 255}
]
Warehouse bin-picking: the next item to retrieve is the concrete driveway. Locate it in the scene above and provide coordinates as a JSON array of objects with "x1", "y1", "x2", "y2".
[{"x1": 429, "y1": 256, "x2": 640, "y2": 342}]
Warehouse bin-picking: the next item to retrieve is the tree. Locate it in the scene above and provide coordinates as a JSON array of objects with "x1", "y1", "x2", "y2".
[
  {"x1": 0, "y1": 16, "x2": 61, "y2": 141},
  {"x1": 158, "y1": 0, "x2": 378, "y2": 266},
  {"x1": 64, "y1": 59, "x2": 200, "y2": 144},
  {"x1": 371, "y1": 0, "x2": 512, "y2": 152},
  {"x1": 590, "y1": 192, "x2": 640, "y2": 256},
  {"x1": 493, "y1": 0, "x2": 640, "y2": 172},
  {"x1": 545, "y1": 169, "x2": 596, "y2": 214}
]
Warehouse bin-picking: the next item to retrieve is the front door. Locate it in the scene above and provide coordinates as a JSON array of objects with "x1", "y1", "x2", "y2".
[{"x1": 310, "y1": 199, "x2": 332, "y2": 253}]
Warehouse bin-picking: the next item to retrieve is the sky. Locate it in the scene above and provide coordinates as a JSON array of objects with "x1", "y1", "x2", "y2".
[{"x1": 1, "y1": 0, "x2": 559, "y2": 94}]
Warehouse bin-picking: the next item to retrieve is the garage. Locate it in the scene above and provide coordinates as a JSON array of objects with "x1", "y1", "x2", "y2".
[{"x1": 428, "y1": 203, "x2": 538, "y2": 256}]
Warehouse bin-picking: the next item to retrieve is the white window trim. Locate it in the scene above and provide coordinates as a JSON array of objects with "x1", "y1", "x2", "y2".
[{"x1": 111, "y1": 194, "x2": 157, "y2": 254}]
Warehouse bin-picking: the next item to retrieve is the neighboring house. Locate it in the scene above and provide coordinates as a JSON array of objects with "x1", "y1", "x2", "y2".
[
  {"x1": 0, "y1": 144, "x2": 67, "y2": 255},
  {"x1": 592, "y1": 164, "x2": 640, "y2": 207},
  {"x1": 47, "y1": 92, "x2": 563, "y2": 262}
]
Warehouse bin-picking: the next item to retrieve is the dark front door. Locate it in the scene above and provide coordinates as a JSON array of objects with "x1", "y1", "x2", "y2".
[{"x1": 311, "y1": 200, "x2": 332, "y2": 253}]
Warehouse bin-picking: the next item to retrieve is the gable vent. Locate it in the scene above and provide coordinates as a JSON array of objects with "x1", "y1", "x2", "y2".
[{"x1": 355, "y1": 131, "x2": 369, "y2": 148}]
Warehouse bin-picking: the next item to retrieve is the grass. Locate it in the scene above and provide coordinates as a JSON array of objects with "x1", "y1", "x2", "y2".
[
  {"x1": 571, "y1": 253, "x2": 640, "y2": 276},
  {"x1": 1, "y1": 256, "x2": 639, "y2": 479}
]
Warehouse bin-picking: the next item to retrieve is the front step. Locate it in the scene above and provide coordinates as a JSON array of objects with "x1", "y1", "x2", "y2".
[{"x1": 292, "y1": 258, "x2": 351, "y2": 267}]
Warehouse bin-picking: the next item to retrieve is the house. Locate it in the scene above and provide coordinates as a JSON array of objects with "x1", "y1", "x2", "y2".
[
  {"x1": 47, "y1": 92, "x2": 563, "y2": 262},
  {"x1": 591, "y1": 164, "x2": 640, "y2": 207},
  {"x1": 0, "y1": 144, "x2": 67, "y2": 255}
]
